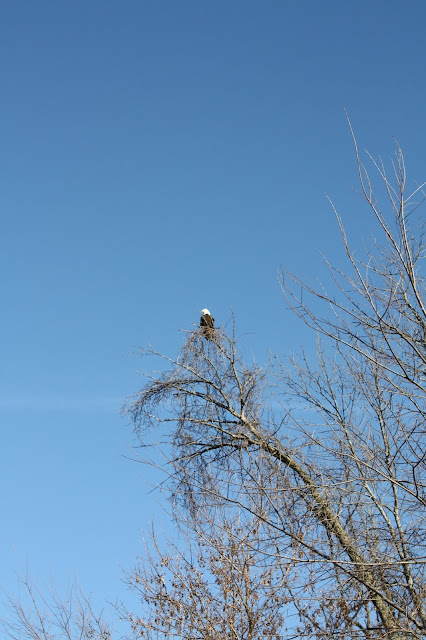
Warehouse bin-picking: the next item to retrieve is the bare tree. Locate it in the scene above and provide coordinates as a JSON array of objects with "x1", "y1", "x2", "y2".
[
  {"x1": 120, "y1": 506, "x2": 292, "y2": 640},
  {"x1": 4, "y1": 137, "x2": 425, "y2": 640},
  {"x1": 2, "y1": 570, "x2": 113, "y2": 640},
  {"x1": 127, "y1": 141, "x2": 426, "y2": 639}
]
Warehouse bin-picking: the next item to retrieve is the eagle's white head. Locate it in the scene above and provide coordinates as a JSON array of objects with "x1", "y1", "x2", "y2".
[{"x1": 201, "y1": 308, "x2": 210, "y2": 315}]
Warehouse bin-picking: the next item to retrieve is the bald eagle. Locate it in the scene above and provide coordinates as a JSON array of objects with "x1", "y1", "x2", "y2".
[{"x1": 200, "y1": 308, "x2": 215, "y2": 339}]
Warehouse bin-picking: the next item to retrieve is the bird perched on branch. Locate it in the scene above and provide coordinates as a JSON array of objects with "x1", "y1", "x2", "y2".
[{"x1": 200, "y1": 308, "x2": 215, "y2": 339}]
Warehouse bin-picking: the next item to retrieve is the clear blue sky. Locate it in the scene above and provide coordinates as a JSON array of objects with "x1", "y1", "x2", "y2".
[{"x1": 1, "y1": 0, "x2": 426, "y2": 617}]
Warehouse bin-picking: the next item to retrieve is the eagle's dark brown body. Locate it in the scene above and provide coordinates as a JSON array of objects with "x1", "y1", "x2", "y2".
[{"x1": 200, "y1": 309, "x2": 215, "y2": 339}]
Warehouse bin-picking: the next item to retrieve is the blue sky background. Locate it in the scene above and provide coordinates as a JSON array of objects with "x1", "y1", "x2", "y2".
[{"x1": 1, "y1": 0, "x2": 426, "y2": 621}]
